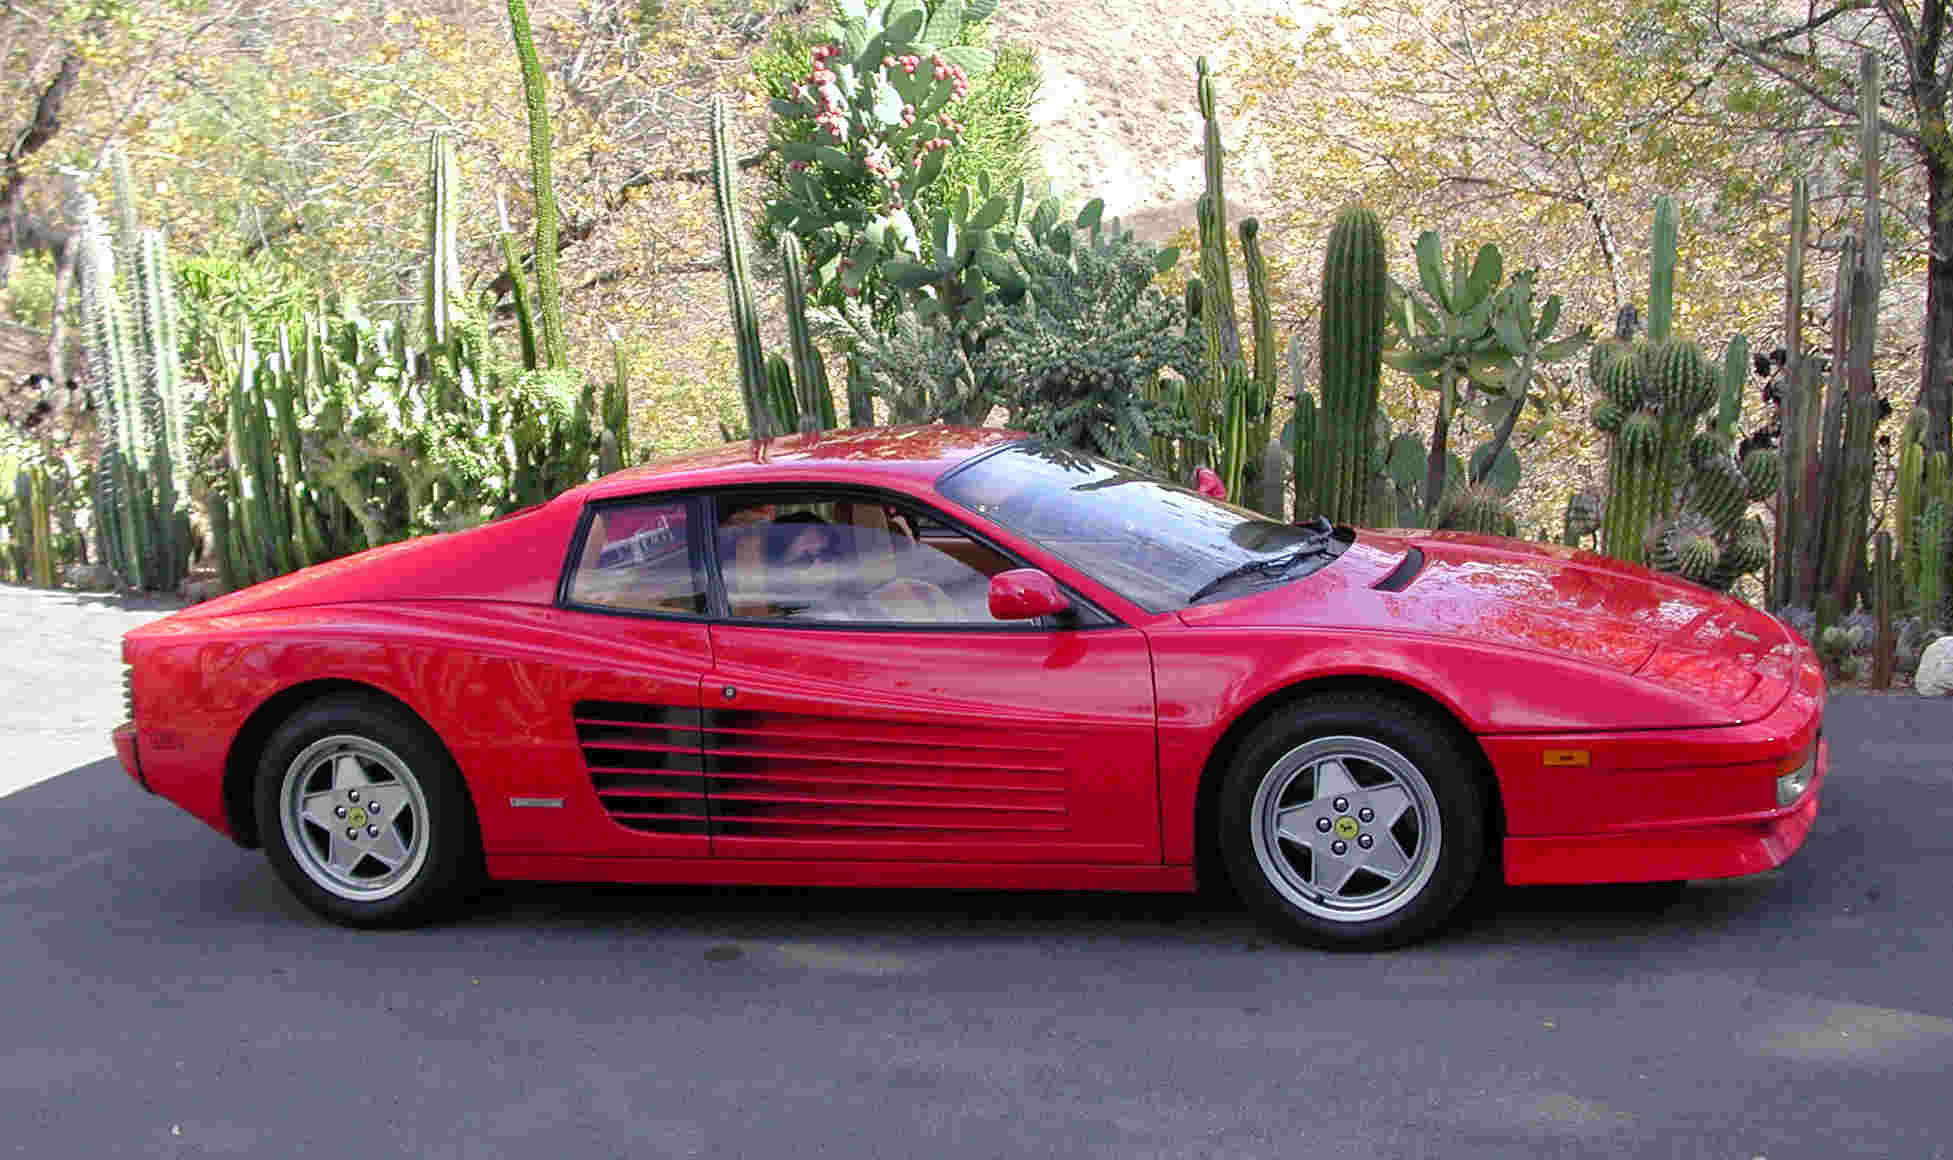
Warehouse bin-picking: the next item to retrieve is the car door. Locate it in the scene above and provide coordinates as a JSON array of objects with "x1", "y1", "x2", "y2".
[
  {"x1": 702, "y1": 488, "x2": 1160, "y2": 865},
  {"x1": 538, "y1": 494, "x2": 715, "y2": 858}
]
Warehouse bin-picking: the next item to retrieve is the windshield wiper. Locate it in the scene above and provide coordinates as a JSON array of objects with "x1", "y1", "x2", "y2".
[{"x1": 1188, "y1": 528, "x2": 1337, "y2": 605}]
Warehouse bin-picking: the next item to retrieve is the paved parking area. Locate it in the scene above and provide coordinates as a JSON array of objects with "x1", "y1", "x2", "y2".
[{"x1": 3, "y1": 584, "x2": 1951, "y2": 1157}]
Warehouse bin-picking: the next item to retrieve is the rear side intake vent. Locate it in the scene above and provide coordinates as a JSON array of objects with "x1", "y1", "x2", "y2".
[
  {"x1": 1372, "y1": 547, "x2": 1425, "y2": 592},
  {"x1": 573, "y1": 700, "x2": 707, "y2": 836}
]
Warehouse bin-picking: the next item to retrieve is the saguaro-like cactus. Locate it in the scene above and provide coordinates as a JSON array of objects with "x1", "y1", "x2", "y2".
[{"x1": 1315, "y1": 205, "x2": 1386, "y2": 526}]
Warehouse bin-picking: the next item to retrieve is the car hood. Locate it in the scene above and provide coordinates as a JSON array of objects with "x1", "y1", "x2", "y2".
[{"x1": 1177, "y1": 529, "x2": 1804, "y2": 724}]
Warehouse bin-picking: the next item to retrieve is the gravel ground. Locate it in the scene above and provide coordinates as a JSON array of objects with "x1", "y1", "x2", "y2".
[{"x1": 0, "y1": 584, "x2": 185, "y2": 798}]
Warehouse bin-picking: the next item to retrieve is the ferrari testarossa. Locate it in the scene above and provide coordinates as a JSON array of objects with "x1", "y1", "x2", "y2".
[{"x1": 115, "y1": 426, "x2": 1827, "y2": 948}]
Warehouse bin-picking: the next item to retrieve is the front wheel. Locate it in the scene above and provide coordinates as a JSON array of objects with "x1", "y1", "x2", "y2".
[
  {"x1": 1218, "y1": 694, "x2": 1490, "y2": 950},
  {"x1": 253, "y1": 695, "x2": 481, "y2": 928}
]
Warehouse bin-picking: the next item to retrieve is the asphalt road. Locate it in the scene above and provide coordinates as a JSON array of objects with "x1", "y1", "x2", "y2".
[{"x1": 4, "y1": 688, "x2": 1952, "y2": 1157}]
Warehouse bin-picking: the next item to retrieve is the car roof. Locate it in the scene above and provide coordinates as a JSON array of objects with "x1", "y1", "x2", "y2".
[{"x1": 576, "y1": 424, "x2": 1021, "y2": 503}]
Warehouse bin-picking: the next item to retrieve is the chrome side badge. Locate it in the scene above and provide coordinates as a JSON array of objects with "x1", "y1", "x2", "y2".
[{"x1": 509, "y1": 796, "x2": 565, "y2": 808}]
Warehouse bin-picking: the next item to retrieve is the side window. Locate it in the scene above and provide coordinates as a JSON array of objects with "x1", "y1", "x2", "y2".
[
  {"x1": 716, "y1": 493, "x2": 1017, "y2": 624},
  {"x1": 566, "y1": 499, "x2": 705, "y2": 615}
]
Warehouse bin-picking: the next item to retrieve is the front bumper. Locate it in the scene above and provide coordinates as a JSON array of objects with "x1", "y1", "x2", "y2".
[{"x1": 1503, "y1": 734, "x2": 1827, "y2": 885}]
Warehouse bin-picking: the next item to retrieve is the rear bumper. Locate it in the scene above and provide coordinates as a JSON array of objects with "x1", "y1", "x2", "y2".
[
  {"x1": 1504, "y1": 735, "x2": 1827, "y2": 885},
  {"x1": 112, "y1": 723, "x2": 149, "y2": 792}
]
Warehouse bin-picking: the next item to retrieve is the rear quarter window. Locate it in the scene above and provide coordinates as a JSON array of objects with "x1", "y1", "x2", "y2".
[{"x1": 566, "y1": 499, "x2": 705, "y2": 615}]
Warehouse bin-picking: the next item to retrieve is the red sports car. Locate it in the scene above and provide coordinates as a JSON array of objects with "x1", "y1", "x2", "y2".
[{"x1": 114, "y1": 426, "x2": 1827, "y2": 948}]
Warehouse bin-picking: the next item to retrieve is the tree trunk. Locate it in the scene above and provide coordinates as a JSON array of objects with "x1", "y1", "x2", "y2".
[{"x1": 1923, "y1": 155, "x2": 1953, "y2": 453}]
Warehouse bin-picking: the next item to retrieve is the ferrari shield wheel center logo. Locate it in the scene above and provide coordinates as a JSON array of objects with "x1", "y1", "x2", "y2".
[
  {"x1": 348, "y1": 808, "x2": 367, "y2": 827},
  {"x1": 1334, "y1": 816, "x2": 1359, "y2": 840}
]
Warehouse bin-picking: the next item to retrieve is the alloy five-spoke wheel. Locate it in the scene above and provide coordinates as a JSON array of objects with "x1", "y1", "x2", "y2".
[
  {"x1": 1251, "y1": 736, "x2": 1441, "y2": 923},
  {"x1": 254, "y1": 694, "x2": 480, "y2": 927},
  {"x1": 1219, "y1": 693, "x2": 1489, "y2": 950},
  {"x1": 279, "y1": 736, "x2": 431, "y2": 902}
]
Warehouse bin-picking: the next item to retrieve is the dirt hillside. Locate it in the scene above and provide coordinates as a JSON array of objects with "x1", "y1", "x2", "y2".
[{"x1": 985, "y1": 0, "x2": 1317, "y2": 241}]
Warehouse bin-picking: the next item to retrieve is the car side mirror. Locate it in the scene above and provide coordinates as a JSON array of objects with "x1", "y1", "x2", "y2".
[{"x1": 988, "y1": 568, "x2": 1071, "y2": 621}]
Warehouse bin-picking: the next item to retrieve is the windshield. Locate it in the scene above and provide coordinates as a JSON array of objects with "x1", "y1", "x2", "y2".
[{"x1": 938, "y1": 443, "x2": 1349, "y2": 612}]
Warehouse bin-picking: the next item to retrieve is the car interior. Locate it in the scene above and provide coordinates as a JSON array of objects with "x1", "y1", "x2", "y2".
[{"x1": 567, "y1": 493, "x2": 1020, "y2": 624}]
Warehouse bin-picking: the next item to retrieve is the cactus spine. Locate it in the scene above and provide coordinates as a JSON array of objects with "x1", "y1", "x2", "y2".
[
  {"x1": 1316, "y1": 205, "x2": 1386, "y2": 526},
  {"x1": 506, "y1": 0, "x2": 568, "y2": 369}
]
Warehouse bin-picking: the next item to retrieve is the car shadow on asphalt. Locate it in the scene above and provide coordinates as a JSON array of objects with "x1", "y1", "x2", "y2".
[{"x1": 451, "y1": 874, "x2": 1779, "y2": 952}]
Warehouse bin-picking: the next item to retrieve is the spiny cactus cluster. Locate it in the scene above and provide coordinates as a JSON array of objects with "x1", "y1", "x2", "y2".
[
  {"x1": 993, "y1": 197, "x2": 1196, "y2": 464},
  {"x1": 76, "y1": 148, "x2": 195, "y2": 593},
  {"x1": 1, "y1": 461, "x2": 57, "y2": 586},
  {"x1": 1434, "y1": 482, "x2": 1518, "y2": 538},
  {"x1": 1894, "y1": 411, "x2": 1951, "y2": 628},
  {"x1": 198, "y1": 132, "x2": 630, "y2": 590},
  {"x1": 1587, "y1": 197, "x2": 1778, "y2": 590},
  {"x1": 1164, "y1": 58, "x2": 1286, "y2": 513}
]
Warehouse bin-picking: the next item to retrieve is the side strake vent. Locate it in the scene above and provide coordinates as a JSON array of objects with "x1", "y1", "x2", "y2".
[
  {"x1": 575, "y1": 702, "x2": 1071, "y2": 841},
  {"x1": 699, "y1": 708, "x2": 1069, "y2": 841},
  {"x1": 574, "y1": 700, "x2": 707, "y2": 836},
  {"x1": 1372, "y1": 547, "x2": 1426, "y2": 592}
]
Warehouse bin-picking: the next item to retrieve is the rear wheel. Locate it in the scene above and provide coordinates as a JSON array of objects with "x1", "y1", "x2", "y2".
[
  {"x1": 253, "y1": 695, "x2": 480, "y2": 927},
  {"x1": 1218, "y1": 693, "x2": 1490, "y2": 949}
]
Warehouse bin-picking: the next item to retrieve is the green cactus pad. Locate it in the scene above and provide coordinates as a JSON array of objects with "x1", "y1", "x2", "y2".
[{"x1": 1591, "y1": 400, "x2": 1623, "y2": 432}]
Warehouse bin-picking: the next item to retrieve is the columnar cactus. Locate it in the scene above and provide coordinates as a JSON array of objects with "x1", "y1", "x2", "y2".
[
  {"x1": 1562, "y1": 488, "x2": 1602, "y2": 547},
  {"x1": 425, "y1": 130, "x2": 463, "y2": 366},
  {"x1": 1315, "y1": 205, "x2": 1386, "y2": 526},
  {"x1": 1905, "y1": 449, "x2": 1950, "y2": 626},
  {"x1": 780, "y1": 232, "x2": 835, "y2": 429},
  {"x1": 506, "y1": 0, "x2": 568, "y2": 369},
  {"x1": 1773, "y1": 52, "x2": 1886, "y2": 611},
  {"x1": 1287, "y1": 336, "x2": 1318, "y2": 522},
  {"x1": 76, "y1": 168, "x2": 194, "y2": 593},
  {"x1": 1873, "y1": 530, "x2": 1897, "y2": 688},
  {"x1": 711, "y1": 95, "x2": 773, "y2": 440}
]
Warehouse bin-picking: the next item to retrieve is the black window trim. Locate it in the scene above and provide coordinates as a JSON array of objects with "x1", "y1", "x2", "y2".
[{"x1": 701, "y1": 483, "x2": 1122, "y2": 632}]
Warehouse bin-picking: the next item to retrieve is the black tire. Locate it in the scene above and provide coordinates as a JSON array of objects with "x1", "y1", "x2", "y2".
[
  {"x1": 253, "y1": 694, "x2": 481, "y2": 928},
  {"x1": 1217, "y1": 692, "x2": 1490, "y2": 950}
]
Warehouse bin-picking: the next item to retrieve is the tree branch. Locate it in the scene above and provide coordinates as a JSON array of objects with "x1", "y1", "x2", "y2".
[
  {"x1": 1, "y1": 48, "x2": 81, "y2": 278},
  {"x1": 1716, "y1": 16, "x2": 1922, "y2": 144}
]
